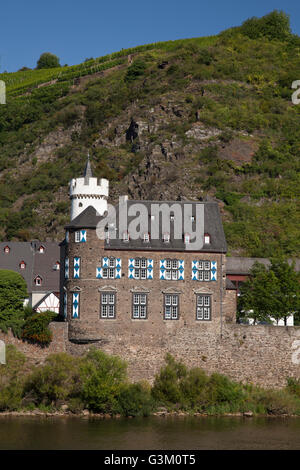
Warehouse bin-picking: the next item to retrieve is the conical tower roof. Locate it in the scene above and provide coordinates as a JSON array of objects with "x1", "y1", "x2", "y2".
[{"x1": 84, "y1": 152, "x2": 93, "y2": 182}]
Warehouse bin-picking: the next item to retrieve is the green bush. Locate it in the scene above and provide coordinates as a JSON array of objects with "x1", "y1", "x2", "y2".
[
  {"x1": 79, "y1": 348, "x2": 128, "y2": 413},
  {"x1": 21, "y1": 311, "x2": 57, "y2": 346},
  {"x1": 37, "y1": 52, "x2": 60, "y2": 69},
  {"x1": 117, "y1": 382, "x2": 154, "y2": 417},
  {"x1": 23, "y1": 353, "x2": 80, "y2": 407},
  {"x1": 240, "y1": 10, "x2": 291, "y2": 42},
  {"x1": 0, "y1": 345, "x2": 26, "y2": 411},
  {"x1": 0, "y1": 270, "x2": 28, "y2": 337},
  {"x1": 125, "y1": 60, "x2": 147, "y2": 82}
]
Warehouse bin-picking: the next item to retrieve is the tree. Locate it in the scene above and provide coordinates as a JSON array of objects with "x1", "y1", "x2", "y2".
[
  {"x1": 240, "y1": 10, "x2": 291, "y2": 42},
  {"x1": 238, "y1": 259, "x2": 300, "y2": 325},
  {"x1": 36, "y1": 52, "x2": 60, "y2": 69},
  {"x1": 0, "y1": 270, "x2": 28, "y2": 336}
]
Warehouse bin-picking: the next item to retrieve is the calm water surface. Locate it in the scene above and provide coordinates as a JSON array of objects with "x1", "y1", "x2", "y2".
[{"x1": 0, "y1": 416, "x2": 299, "y2": 450}]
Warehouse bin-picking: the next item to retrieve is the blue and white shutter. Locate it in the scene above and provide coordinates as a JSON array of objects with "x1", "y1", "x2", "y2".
[
  {"x1": 80, "y1": 230, "x2": 86, "y2": 242},
  {"x1": 74, "y1": 257, "x2": 80, "y2": 279},
  {"x1": 96, "y1": 267, "x2": 103, "y2": 279},
  {"x1": 102, "y1": 257, "x2": 109, "y2": 267},
  {"x1": 72, "y1": 293, "x2": 80, "y2": 319},
  {"x1": 128, "y1": 258, "x2": 135, "y2": 279},
  {"x1": 178, "y1": 259, "x2": 184, "y2": 280},
  {"x1": 115, "y1": 258, "x2": 122, "y2": 279},
  {"x1": 147, "y1": 259, "x2": 153, "y2": 279},
  {"x1": 65, "y1": 257, "x2": 69, "y2": 279},
  {"x1": 211, "y1": 261, "x2": 217, "y2": 281},
  {"x1": 192, "y1": 260, "x2": 198, "y2": 280},
  {"x1": 160, "y1": 260, "x2": 166, "y2": 280}
]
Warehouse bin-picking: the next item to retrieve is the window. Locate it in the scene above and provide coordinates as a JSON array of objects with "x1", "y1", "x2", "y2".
[
  {"x1": 164, "y1": 294, "x2": 179, "y2": 320},
  {"x1": 53, "y1": 261, "x2": 60, "y2": 271},
  {"x1": 75, "y1": 231, "x2": 80, "y2": 243},
  {"x1": 128, "y1": 258, "x2": 153, "y2": 280},
  {"x1": 163, "y1": 233, "x2": 170, "y2": 243},
  {"x1": 184, "y1": 233, "x2": 190, "y2": 244},
  {"x1": 4, "y1": 246, "x2": 10, "y2": 254},
  {"x1": 100, "y1": 292, "x2": 116, "y2": 319},
  {"x1": 132, "y1": 293, "x2": 147, "y2": 319},
  {"x1": 19, "y1": 261, "x2": 26, "y2": 269},
  {"x1": 162, "y1": 259, "x2": 184, "y2": 281},
  {"x1": 204, "y1": 233, "x2": 211, "y2": 244},
  {"x1": 38, "y1": 246, "x2": 45, "y2": 253},
  {"x1": 123, "y1": 231, "x2": 129, "y2": 242},
  {"x1": 196, "y1": 294, "x2": 211, "y2": 321},
  {"x1": 134, "y1": 258, "x2": 147, "y2": 279},
  {"x1": 193, "y1": 260, "x2": 211, "y2": 281},
  {"x1": 143, "y1": 233, "x2": 150, "y2": 243},
  {"x1": 97, "y1": 257, "x2": 122, "y2": 279},
  {"x1": 34, "y1": 276, "x2": 42, "y2": 286}
]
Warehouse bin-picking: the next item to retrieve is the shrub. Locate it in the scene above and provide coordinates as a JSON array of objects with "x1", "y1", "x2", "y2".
[
  {"x1": 0, "y1": 345, "x2": 26, "y2": 410},
  {"x1": 37, "y1": 52, "x2": 60, "y2": 69},
  {"x1": 117, "y1": 382, "x2": 154, "y2": 417},
  {"x1": 23, "y1": 353, "x2": 80, "y2": 407},
  {"x1": 240, "y1": 10, "x2": 291, "y2": 42},
  {"x1": 125, "y1": 60, "x2": 147, "y2": 82},
  {"x1": 21, "y1": 311, "x2": 57, "y2": 346},
  {"x1": 0, "y1": 270, "x2": 28, "y2": 337},
  {"x1": 79, "y1": 348, "x2": 128, "y2": 413},
  {"x1": 286, "y1": 378, "x2": 300, "y2": 398}
]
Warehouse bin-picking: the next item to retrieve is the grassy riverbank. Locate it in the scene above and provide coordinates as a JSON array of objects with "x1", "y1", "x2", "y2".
[{"x1": 1, "y1": 346, "x2": 300, "y2": 418}]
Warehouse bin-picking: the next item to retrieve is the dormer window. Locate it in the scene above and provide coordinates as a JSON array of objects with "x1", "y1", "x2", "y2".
[
  {"x1": 38, "y1": 245, "x2": 45, "y2": 254},
  {"x1": 191, "y1": 216, "x2": 195, "y2": 222},
  {"x1": 143, "y1": 233, "x2": 150, "y2": 243},
  {"x1": 53, "y1": 261, "x2": 60, "y2": 271},
  {"x1": 123, "y1": 231, "x2": 129, "y2": 242},
  {"x1": 19, "y1": 261, "x2": 26, "y2": 269},
  {"x1": 204, "y1": 233, "x2": 211, "y2": 244},
  {"x1": 34, "y1": 276, "x2": 42, "y2": 286},
  {"x1": 4, "y1": 246, "x2": 10, "y2": 254},
  {"x1": 170, "y1": 214, "x2": 174, "y2": 221},
  {"x1": 163, "y1": 233, "x2": 170, "y2": 243},
  {"x1": 184, "y1": 233, "x2": 190, "y2": 244}
]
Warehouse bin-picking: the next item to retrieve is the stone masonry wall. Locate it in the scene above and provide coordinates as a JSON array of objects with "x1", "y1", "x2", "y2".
[
  {"x1": 0, "y1": 322, "x2": 67, "y2": 366},
  {"x1": 66, "y1": 323, "x2": 300, "y2": 388},
  {"x1": 1, "y1": 320, "x2": 299, "y2": 388}
]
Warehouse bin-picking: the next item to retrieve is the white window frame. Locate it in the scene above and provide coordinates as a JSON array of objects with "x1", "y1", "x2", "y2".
[
  {"x1": 164, "y1": 294, "x2": 179, "y2": 320},
  {"x1": 75, "y1": 231, "x2": 80, "y2": 243},
  {"x1": 132, "y1": 293, "x2": 148, "y2": 319},
  {"x1": 101, "y1": 292, "x2": 116, "y2": 319},
  {"x1": 196, "y1": 294, "x2": 211, "y2": 321}
]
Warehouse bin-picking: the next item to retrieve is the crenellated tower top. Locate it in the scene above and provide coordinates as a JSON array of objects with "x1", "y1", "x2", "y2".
[{"x1": 69, "y1": 153, "x2": 109, "y2": 221}]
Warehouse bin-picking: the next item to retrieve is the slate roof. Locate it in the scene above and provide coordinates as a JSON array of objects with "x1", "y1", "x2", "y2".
[
  {"x1": 65, "y1": 200, "x2": 227, "y2": 253},
  {"x1": 0, "y1": 241, "x2": 60, "y2": 294},
  {"x1": 226, "y1": 257, "x2": 300, "y2": 275}
]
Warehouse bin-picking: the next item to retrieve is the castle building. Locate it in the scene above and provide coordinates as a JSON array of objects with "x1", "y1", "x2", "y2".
[{"x1": 60, "y1": 159, "x2": 237, "y2": 343}]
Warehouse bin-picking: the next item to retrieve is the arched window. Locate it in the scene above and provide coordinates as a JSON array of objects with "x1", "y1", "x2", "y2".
[{"x1": 34, "y1": 276, "x2": 42, "y2": 286}]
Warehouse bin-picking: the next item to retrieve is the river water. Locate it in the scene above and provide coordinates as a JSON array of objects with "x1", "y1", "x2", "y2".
[{"x1": 0, "y1": 415, "x2": 299, "y2": 450}]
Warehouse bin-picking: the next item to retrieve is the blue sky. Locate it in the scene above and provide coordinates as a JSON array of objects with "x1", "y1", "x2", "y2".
[{"x1": 1, "y1": 0, "x2": 300, "y2": 72}]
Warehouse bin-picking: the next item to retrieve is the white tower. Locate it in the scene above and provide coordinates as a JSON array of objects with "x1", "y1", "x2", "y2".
[{"x1": 69, "y1": 155, "x2": 109, "y2": 220}]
